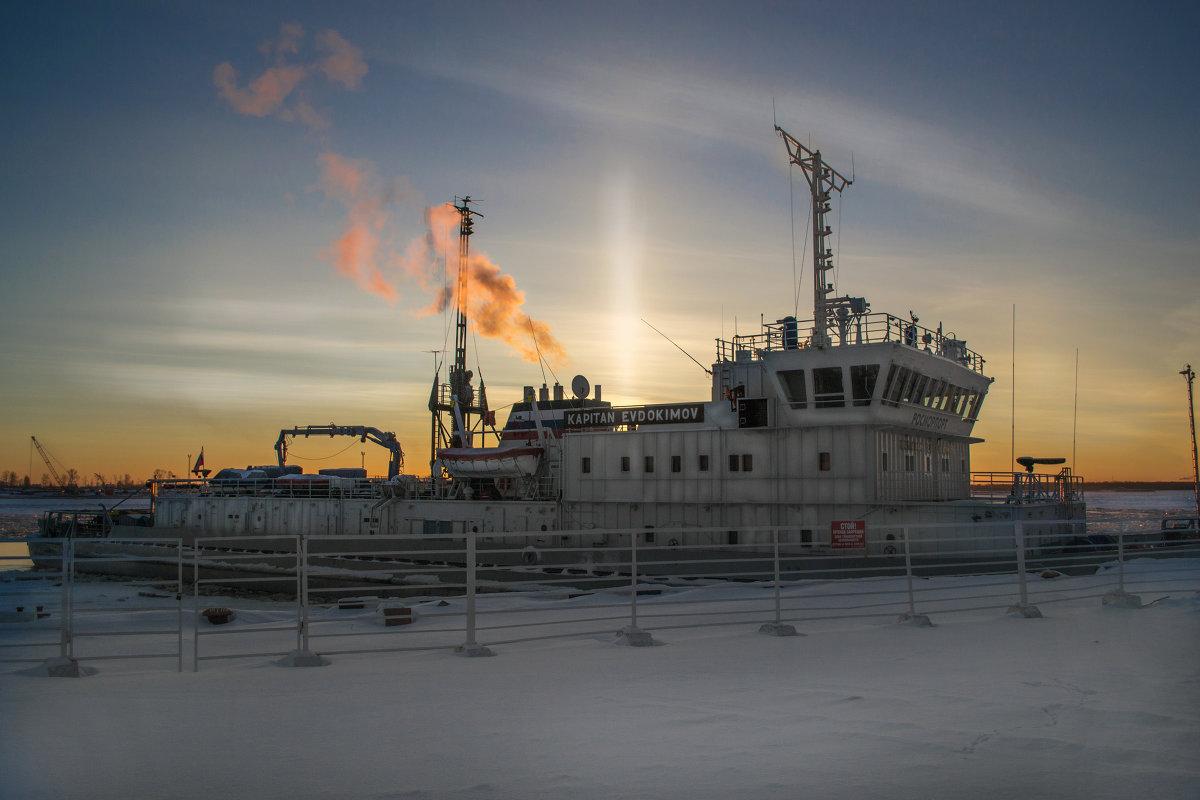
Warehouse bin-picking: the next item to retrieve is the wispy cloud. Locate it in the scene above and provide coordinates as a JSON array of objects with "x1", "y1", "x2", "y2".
[
  {"x1": 213, "y1": 23, "x2": 367, "y2": 130},
  {"x1": 413, "y1": 50, "x2": 1075, "y2": 229}
]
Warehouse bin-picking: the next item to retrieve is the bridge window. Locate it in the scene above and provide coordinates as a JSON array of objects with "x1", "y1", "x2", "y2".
[
  {"x1": 581, "y1": 457, "x2": 591, "y2": 474},
  {"x1": 884, "y1": 366, "x2": 916, "y2": 406},
  {"x1": 819, "y1": 452, "x2": 831, "y2": 471},
  {"x1": 850, "y1": 364, "x2": 879, "y2": 406},
  {"x1": 729, "y1": 454, "x2": 740, "y2": 472},
  {"x1": 620, "y1": 457, "x2": 630, "y2": 472},
  {"x1": 778, "y1": 369, "x2": 808, "y2": 409},
  {"x1": 671, "y1": 455, "x2": 681, "y2": 473},
  {"x1": 742, "y1": 454, "x2": 753, "y2": 472},
  {"x1": 644, "y1": 456, "x2": 655, "y2": 473},
  {"x1": 699, "y1": 454, "x2": 710, "y2": 471},
  {"x1": 813, "y1": 367, "x2": 845, "y2": 408}
]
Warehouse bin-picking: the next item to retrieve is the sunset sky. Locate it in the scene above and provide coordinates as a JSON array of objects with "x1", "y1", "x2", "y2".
[{"x1": 1, "y1": 2, "x2": 1197, "y2": 483}]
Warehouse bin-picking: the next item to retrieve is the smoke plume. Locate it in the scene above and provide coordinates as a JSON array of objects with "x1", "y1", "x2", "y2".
[
  {"x1": 316, "y1": 157, "x2": 566, "y2": 366},
  {"x1": 213, "y1": 23, "x2": 367, "y2": 130}
]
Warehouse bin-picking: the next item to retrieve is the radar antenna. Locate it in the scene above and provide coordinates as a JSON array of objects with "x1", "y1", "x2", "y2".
[{"x1": 775, "y1": 125, "x2": 854, "y2": 349}]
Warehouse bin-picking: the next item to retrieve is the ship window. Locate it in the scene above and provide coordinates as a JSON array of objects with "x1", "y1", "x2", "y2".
[
  {"x1": 966, "y1": 391, "x2": 984, "y2": 421},
  {"x1": 850, "y1": 364, "x2": 879, "y2": 406},
  {"x1": 882, "y1": 365, "x2": 903, "y2": 406},
  {"x1": 881, "y1": 452, "x2": 889, "y2": 471},
  {"x1": 778, "y1": 369, "x2": 808, "y2": 409},
  {"x1": 908, "y1": 374, "x2": 928, "y2": 405},
  {"x1": 727, "y1": 530, "x2": 739, "y2": 545},
  {"x1": 905, "y1": 454, "x2": 915, "y2": 472},
  {"x1": 671, "y1": 455, "x2": 681, "y2": 473},
  {"x1": 819, "y1": 452, "x2": 831, "y2": 471},
  {"x1": 620, "y1": 457, "x2": 630, "y2": 472},
  {"x1": 644, "y1": 456, "x2": 655, "y2": 473},
  {"x1": 800, "y1": 529, "x2": 813, "y2": 547},
  {"x1": 813, "y1": 367, "x2": 845, "y2": 408},
  {"x1": 699, "y1": 454, "x2": 710, "y2": 471},
  {"x1": 925, "y1": 455, "x2": 932, "y2": 472},
  {"x1": 941, "y1": 457, "x2": 950, "y2": 472},
  {"x1": 729, "y1": 454, "x2": 740, "y2": 472},
  {"x1": 742, "y1": 454, "x2": 753, "y2": 471},
  {"x1": 922, "y1": 379, "x2": 940, "y2": 407},
  {"x1": 644, "y1": 529, "x2": 655, "y2": 544},
  {"x1": 888, "y1": 367, "x2": 909, "y2": 404},
  {"x1": 933, "y1": 381, "x2": 950, "y2": 410},
  {"x1": 581, "y1": 457, "x2": 591, "y2": 474}
]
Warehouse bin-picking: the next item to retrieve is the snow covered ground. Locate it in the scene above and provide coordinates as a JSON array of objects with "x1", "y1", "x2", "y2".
[{"x1": 1, "y1": 558, "x2": 1197, "y2": 799}]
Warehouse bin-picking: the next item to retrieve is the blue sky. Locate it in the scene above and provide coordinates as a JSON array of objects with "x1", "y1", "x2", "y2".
[{"x1": 1, "y1": 1, "x2": 1197, "y2": 481}]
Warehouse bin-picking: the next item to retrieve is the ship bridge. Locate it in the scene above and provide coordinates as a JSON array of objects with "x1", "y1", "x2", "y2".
[{"x1": 713, "y1": 310, "x2": 991, "y2": 441}]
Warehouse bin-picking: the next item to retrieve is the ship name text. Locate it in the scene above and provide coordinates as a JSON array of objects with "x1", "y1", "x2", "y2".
[{"x1": 565, "y1": 403, "x2": 706, "y2": 428}]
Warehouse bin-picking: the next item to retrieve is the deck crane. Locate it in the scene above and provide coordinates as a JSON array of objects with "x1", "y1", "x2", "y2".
[{"x1": 31, "y1": 436, "x2": 70, "y2": 489}]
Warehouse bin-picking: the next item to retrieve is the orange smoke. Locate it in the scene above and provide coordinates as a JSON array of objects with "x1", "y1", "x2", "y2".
[
  {"x1": 213, "y1": 23, "x2": 367, "y2": 130},
  {"x1": 399, "y1": 204, "x2": 567, "y2": 365},
  {"x1": 315, "y1": 158, "x2": 565, "y2": 365},
  {"x1": 316, "y1": 153, "x2": 400, "y2": 304}
]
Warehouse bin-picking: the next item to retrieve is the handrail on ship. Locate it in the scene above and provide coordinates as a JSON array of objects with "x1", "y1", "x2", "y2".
[
  {"x1": 716, "y1": 312, "x2": 986, "y2": 375},
  {"x1": 970, "y1": 471, "x2": 1085, "y2": 505}
]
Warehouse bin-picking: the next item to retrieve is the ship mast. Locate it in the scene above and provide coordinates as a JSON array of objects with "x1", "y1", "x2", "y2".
[
  {"x1": 775, "y1": 126, "x2": 853, "y2": 349},
  {"x1": 429, "y1": 196, "x2": 490, "y2": 472}
]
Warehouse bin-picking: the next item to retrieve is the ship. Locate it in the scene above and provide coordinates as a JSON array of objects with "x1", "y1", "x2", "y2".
[{"x1": 33, "y1": 126, "x2": 1086, "y2": 577}]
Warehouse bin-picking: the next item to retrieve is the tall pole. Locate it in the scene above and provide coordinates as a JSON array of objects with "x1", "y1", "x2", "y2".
[{"x1": 1183, "y1": 365, "x2": 1199, "y2": 520}]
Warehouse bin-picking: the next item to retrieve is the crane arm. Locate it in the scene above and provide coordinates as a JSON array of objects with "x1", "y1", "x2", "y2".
[
  {"x1": 31, "y1": 436, "x2": 67, "y2": 488},
  {"x1": 275, "y1": 425, "x2": 405, "y2": 479}
]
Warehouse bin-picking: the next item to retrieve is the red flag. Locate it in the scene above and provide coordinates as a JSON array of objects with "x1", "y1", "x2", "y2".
[{"x1": 193, "y1": 448, "x2": 205, "y2": 475}]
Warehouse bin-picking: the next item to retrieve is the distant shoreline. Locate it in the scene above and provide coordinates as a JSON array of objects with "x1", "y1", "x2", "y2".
[{"x1": 1084, "y1": 481, "x2": 1196, "y2": 492}]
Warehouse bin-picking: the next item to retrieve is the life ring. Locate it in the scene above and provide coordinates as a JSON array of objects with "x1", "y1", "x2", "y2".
[
  {"x1": 884, "y1": 545, "x2": 898, "y2": 555},
  {"x1": 521, "y1": 546, "x2": 540, "y2": 565}
]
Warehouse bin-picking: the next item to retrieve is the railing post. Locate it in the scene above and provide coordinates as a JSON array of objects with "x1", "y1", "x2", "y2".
[
  {"x1": 1010, "y1": 520, "x2": 1042, "y2": 618},
  {"x1": 1117, "y1": 529, "x2": 1126, "y2": 593},
  {"x1": 630, "y1": 529, "x2": 638, "y2": 630},
  {"x1": 59, "y1": 538, "x2": 71, "y2": 659},
  {"x1": 759, "y1": 527, "x2": 798, "y2": 636},
  {"x1": 1015, "y1": 520, "x2": 1029, "y2": 606},
  {"x1": 176, "y1": 540, "x2": 183, "y2": 673},
  {"x1": 618, "y1": 529, "x2": 654, "y2": 645},
  {"x1": 456, "y1": 527, "x2": 493, "y2": 656},
  {"x1": 896, "y1": 526, "x2": 930, "y2": 626},
  {"x1": 904, "y1": 527, "x2": 915, "y2": 616},
  {"x1": 773, "y1": 527, "x2": 782, "y2": 624},
  {"x1": 192, "y1": 540, "x2": 200, "y2": 672},
  {"x1": 299, "y1": 536, "x2": 309, "y2": 654}
]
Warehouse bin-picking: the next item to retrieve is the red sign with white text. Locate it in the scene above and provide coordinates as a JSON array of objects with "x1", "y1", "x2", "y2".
[{"x1": 831, "y1": 520, "x2": 866, "y2": 550}]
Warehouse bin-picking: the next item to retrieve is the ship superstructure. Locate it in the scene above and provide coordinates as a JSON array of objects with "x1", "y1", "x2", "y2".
[{"x1": 42, "y1": 126, "x2": 1085, "y2": 569}]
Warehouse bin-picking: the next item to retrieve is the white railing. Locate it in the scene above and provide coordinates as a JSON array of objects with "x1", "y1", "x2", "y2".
[
  {"x1": 0, "y1": 536, "x2": 184, "y2": 672},
  {"x1": 184, "y1": 518, "x2": 1198, "y2": 669},
  {"x1": 3, "y1": 520, "x2": 1196, "y2": 673}
]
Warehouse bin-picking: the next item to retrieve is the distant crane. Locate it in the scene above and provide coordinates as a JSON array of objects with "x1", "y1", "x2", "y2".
[
  {"x1": 31, "y1": 436, "x2": 70, "y2": 489},
  {"x1": 1183, "y1": 365, "x2": 1199, "y2": 521}
]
